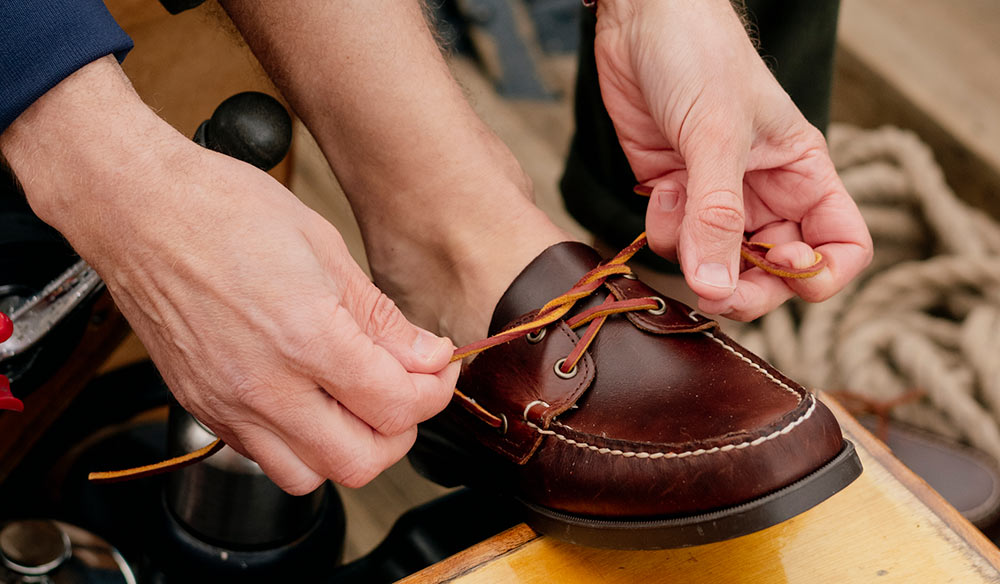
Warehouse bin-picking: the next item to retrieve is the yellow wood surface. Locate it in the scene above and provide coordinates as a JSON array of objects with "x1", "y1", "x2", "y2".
[{"x1": 403, "y1": 398, "x2": 1000, "y2": 583}]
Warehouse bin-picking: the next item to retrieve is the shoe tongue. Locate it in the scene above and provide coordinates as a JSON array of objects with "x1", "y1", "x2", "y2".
[{"x1": 489, "y1": 241, "x2": 603, "y2": 335}]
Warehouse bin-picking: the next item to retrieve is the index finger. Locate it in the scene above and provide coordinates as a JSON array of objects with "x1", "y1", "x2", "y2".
[{"x1": 304, "y1": 304, "x2": 459, "y2": 435}]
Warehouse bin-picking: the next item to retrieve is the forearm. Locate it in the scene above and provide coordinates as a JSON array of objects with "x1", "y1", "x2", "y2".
[
  {"x1": 0, "y1": 56, "x2": 196, "y2": 253},
  {"x1": 219, "y1": 1, "x2": 532, "y2": 229}
]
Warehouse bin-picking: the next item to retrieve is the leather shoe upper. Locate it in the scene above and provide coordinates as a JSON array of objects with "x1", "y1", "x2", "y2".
[{"x1": 446, "y1": 241, "x2": 844, "y2": 519}]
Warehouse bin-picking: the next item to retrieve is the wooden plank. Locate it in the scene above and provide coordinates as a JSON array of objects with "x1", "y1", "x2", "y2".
[
  {"x1": 397, "y1": 524, "x2": 539, "y2": 584},
  {"x1": 401, "y1": 396, "x2": 1000, "y2": 583},
  {"x1": 833, "y1": 0, "x2": 1000, "y2": 219}
]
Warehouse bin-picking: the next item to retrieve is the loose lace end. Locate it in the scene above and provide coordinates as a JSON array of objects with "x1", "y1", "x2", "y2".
[
  {"x1": 740, "y1": 241, "x2": 826, "y2": 279},
  {"x1": 88, "y1": 438, "x2": 225, "y2": 483}
]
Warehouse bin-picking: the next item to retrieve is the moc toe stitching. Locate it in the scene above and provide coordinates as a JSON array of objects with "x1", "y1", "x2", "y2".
[{"x1": 541, "y1": 394, "x2": 817, "y2": 459}]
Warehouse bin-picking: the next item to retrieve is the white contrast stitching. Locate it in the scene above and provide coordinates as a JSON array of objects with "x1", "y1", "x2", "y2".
[
  {"x1": 686, "y1": 310, "x2": 801, "y2": 400},
  {"x1": 527, "y1": 396, "x2": 816, "y2": 459},
  {"x1": 522, "y1": 307, "x2": 813, "y2": 460},
  {"x1": 702, "y1": 331, "x2": 801, "y2": 400}
]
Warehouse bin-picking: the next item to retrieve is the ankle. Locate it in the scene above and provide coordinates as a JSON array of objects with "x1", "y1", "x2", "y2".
[{"x1": 365, "y1": 200, "x2": 573, "y2": 347}]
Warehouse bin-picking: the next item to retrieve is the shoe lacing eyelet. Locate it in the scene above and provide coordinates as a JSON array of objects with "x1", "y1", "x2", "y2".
[
  {"x1": 523, "y1": 400, "x2": 551, "y2": 421},
  {"x1": 496, "y1": 413, "x2": 508, "y2": 435},
  {"x1": 622, "y1": 272, "x2": 638, "y2": 280},
  {"x1": 553, "y1": 358, "x2": 579, "y2": 379},
  {"x1": 647, "y1": 297, "x2": 667, "y2": 315},
  {"x1": 526, "y1": 328, "x2": 546, "y2": 344}
]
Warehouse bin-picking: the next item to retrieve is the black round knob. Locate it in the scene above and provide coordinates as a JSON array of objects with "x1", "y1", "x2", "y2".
[
  {"x1": 158, "y1": 0, "x2": 206, "y2": 14},
  {"x1": 195, "y1": 92, "x2": 292, "y2": 172}
]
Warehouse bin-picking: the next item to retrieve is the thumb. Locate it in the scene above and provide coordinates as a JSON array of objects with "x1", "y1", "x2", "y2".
[
  {"x1": 678, "y1": 132, "x2": 749, "y2": 301},
  {"x1": 312, "y1": 226, "x2": 456, "y2": 375}
]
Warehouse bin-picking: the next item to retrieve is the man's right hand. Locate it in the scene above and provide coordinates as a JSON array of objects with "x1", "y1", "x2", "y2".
[
  {"x1": 1, "y1": 55, "x2": 459, "y2": 494},
  {"x1": 593, "y1": 0, "x2": 872, "y2": 320}
]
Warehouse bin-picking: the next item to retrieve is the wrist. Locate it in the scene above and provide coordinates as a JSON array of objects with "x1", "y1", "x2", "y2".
[
  {"x1": 0, "y1": 56, "x2": 194, "y2": 234},
  {"x1": 595, "y1": 0, "x2": 744, "y2": 29}
]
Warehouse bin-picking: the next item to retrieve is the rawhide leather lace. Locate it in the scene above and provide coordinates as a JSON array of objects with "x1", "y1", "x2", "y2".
[{"x1": 89, "y1": 228, "x2": 826, "y2": 483}]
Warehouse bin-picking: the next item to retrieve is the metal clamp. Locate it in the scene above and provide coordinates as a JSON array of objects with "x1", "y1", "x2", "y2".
[{"x1": 0, "y1": 259, "x2": 104, "y2": 361}]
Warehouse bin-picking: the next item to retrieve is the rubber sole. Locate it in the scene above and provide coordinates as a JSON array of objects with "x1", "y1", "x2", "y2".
[
  {"x1": 410, "y1": 425, "x2": 863, "y2": 549},
  {"x1": 519, "y1": 441, "x2": 862, "y2": 549}
]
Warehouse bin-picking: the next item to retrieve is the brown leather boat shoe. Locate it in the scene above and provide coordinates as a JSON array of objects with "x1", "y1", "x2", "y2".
[{"x1": 410, "y1": 238, "x2": 862, "y2": 549}]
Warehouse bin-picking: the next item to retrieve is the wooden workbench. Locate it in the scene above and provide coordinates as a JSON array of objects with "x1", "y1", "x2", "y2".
[{"x1": 401, "y1": 398, "x2": 1000, "y2": 583}]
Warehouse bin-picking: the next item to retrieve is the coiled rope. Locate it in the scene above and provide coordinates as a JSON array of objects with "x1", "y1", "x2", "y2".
[{"x1": 732, "y1": 124, "x2": 1000, "y2": 460}]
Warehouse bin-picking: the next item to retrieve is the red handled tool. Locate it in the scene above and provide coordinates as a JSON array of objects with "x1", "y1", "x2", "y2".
[
  {"x1": 0, "y1": 310, "x2": 11, "y2": 343},
  {"x1": 0, "y1": 310, "x2": 23, "y2": 412}
]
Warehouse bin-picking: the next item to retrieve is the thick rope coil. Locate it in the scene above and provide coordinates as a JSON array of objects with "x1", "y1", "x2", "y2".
[{"x1": 732, "y1": 124, "x2": 1000, "y2": 460}]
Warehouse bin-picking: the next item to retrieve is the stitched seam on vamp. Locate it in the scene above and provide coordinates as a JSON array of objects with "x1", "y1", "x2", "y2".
[
  {"x1": 703, "y1": 331, "x2": 801, "y2": 400},
  {"x1": 687, "y1": 310, "x2": 801, "y2": 401},
  {"x1": 527, "y1": 396, "x2": 816, "y2": 459}
]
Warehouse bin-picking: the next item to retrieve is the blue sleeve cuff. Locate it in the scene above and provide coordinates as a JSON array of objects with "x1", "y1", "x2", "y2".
[{"x1": 0, "y1": 0, "x2": 134, "y2": 132}]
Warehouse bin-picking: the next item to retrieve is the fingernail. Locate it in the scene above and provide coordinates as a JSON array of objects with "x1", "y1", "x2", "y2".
[
  {"x1": 695, "y1": 263, "x2": 734, "y2": 290},
  {"x1": 811, "y1": 267, "x2": 834, "y2": 288},
  {"x1": 657, "y1": 189, "x2": 679, "y2": 212},
  {"x1": 412, "y1": 330, "x2": 450, "y2": 360}
]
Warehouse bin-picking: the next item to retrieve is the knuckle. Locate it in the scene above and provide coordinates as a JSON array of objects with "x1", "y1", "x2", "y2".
[
  {"x1": 370, "y1": 397, "x2": 420, "y2": 436},
  {"x1": 278, "y1": 322, "x2": 329, "y2": 370},
  {"x1": 732, "y1": 299, "x2": 774, "y2": 322},
  {"x1": 278, "y1": 474, "x2": 324, "y2": 496},
  {"x1": 335, "y1": 457, "x2": 383, "y2": 489},
  {"x1": 861, "y1": 241, "x2": 875, "y2": 268},
  {"x1": 792, "y1": 276, "x2": 835, "y2": 304},
  {"x1": 364, "y1": 293, "x2": 407, "y2": 339},
  {"x1": 278, "y1": 305, "x2": 349, "y2": 372},
  {"x1": 801, "y1": 127, "x2": 829, "y2": 151},
  {"x1": 230, "y1": 375, "x2": 273, "y2": 412},
  {"x1": 695, "y1": 195, "x2": 745, "y2": 236}
]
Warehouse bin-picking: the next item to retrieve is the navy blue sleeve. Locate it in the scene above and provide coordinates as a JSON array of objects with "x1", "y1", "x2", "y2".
[{"x1": 0, "y1": 1, "x2": 134, "y2": 132}]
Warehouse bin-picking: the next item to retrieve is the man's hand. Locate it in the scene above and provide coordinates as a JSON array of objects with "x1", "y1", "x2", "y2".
[
  {"x1": 1, "y1": 56, "x2": 459, "y2": 494},
  {"x1": 594, "y1": 0, "x2": 872, "y2": 320}
]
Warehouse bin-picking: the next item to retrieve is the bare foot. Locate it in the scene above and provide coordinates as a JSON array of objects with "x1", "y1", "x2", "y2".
[{"x1": 363, "y1": 189, "x2": 574, "y2": 348}]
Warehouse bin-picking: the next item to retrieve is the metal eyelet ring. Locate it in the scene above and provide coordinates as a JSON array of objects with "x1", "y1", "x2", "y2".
[
  {"x1": 553, "y1": 358, "x2": 579, "y2": 379},
  {"x1": 647, "y1": 297, "x2": 667, "y2": 315},
  {"x1": 526, "y1": 328, "x2": 547, "y2": 344},
  {"x1": 622, "y1": 272, "x2": 638, "y2": 280},
  {"x1": 496, "y1": 413, "x2": 508, "y2": 435}
]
